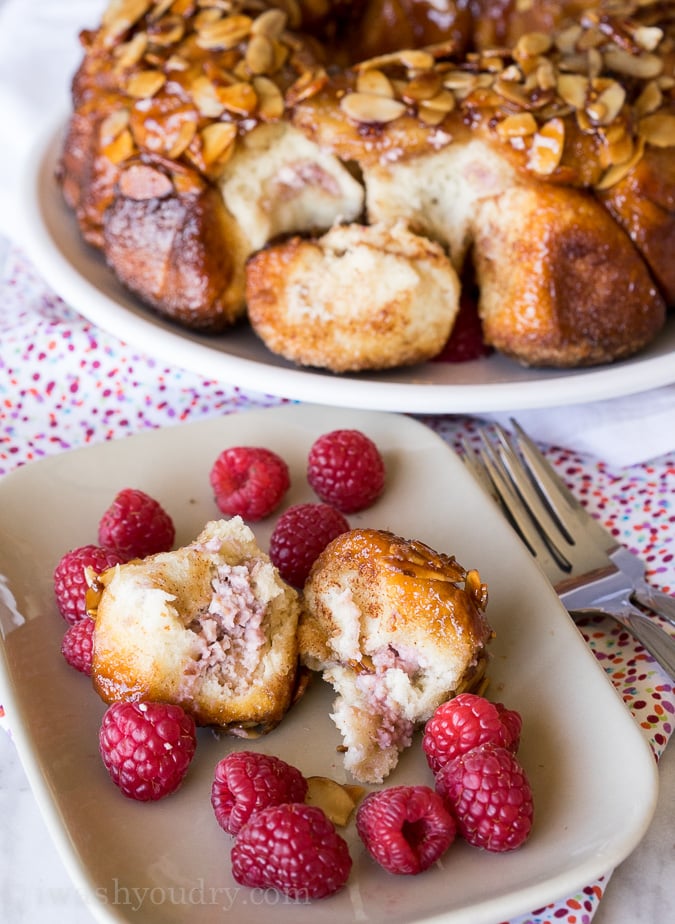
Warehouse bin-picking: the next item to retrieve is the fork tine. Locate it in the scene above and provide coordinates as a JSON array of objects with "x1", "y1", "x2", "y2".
[
  {"x1": 474, "y1": 426, "x2": 572, "y2": 579},
  {"x1": 508, "y1": 419, "x2": 585, "y2": 545}
]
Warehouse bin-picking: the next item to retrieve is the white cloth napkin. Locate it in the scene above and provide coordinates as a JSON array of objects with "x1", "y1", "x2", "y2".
[{"x1": 1, "y1": 0, "x2": 674, "y2": 468}]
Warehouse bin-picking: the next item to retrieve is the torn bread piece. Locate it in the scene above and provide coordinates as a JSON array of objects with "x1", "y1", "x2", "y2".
[
  {"x1": 92, "y1": 517, "x2": 299, "y2": 733},
  {"x1": 299, "y1": 528, "x2": 492, "y2": 783}
]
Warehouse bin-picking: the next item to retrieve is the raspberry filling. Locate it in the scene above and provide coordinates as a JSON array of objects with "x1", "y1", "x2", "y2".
[{"x1": 183, "y1": 559, "x2": 265, "y2": 693}]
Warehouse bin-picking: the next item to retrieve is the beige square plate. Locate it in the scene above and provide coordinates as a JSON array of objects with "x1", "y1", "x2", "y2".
[{"x1": 0, "y1": 405, "x2": 658, "y2": 924}]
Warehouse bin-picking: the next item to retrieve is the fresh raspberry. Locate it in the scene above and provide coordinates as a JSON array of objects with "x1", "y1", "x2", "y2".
[
  {"x1": 98, "y1": 488, "x2": 175, "y2": 560},
  {"x1": 61, "y1": 617, "x2": 95, "y2": 675},
  {"x1": 53, "y1": 544, "x2": 126, "y2": 625},
  {"x1": 99, "y1": 701, "x2": 197, "y2": 801},
  {"x1": 356, "y1": 785, "x2": 456, "y2": 875},
  {"x1": 307, "y1": 429, "x2": 385, "y2": 513},
  {"x1": 435, "y1": 743, "x2": 534, "y2": 852},
  {"x1": 422, "y1": 693, "x2": 522, "y2": 774},
  {"x1": 231, "y1": 803, "x2": 352, "y2": 900},
  {"x1": 268, "y1": 503, "x2": 349, "y2": 587},
  {"x1": 209, "y1": 446, "x2": 290, "y2": 521},
  {"x1": 211, "y1": 751, "x2": 308, "y2": 835}
]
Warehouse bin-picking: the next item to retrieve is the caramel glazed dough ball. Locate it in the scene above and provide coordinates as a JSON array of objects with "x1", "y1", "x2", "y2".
[{"x1": 59, "y1": 0, "x2": 674, "y2": 372}]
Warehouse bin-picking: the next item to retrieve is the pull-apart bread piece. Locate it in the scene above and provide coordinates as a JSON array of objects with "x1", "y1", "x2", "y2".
[
  {"x1": 92, "y1": 517, "x2": 300, "y2": 733},
  {"x1": 58, "y1": 0, "x2": 674, "y2": 368},
  {"x1": 299, "y1": 528, "x2": 492, "y2": 783}
]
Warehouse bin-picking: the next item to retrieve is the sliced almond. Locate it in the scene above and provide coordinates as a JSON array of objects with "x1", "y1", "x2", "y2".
[
  {"x1": 633, "y1": 25, "x2": 663, "y2": 52},
  {"x1": 118, "y1": 163, "x2": 173, "y2": 200},
  {"x1": 196, "y1": 14, "x2": 253, "y2": 50},
  {"x1": 253, "y1": 75, "x2": 285, "y2": 119},
  {"x1": 147, "y1": 14, "x2": 185, "y2": 46},
  {"x1": 339, "y1": 91, "x2": 407, "y2": 124},
  {"x1": 101, "y1": 0, "x2": 151, "y2": 45},
  {"x1": 586, "y1": 78, "x2": 626, "y2": 125},
  {"x1": 284, "y1": 67, "x2": 328, "y2": 106},
  {"x1": 218, "y1": 81, "x2": 258, "y2": 116},
  {"x1": 251, "y1": 8, "x2": 287, "y2": 39},
  {"x1": 200, "y1": 121, "x2": 238, "y2": 165},
  {"x1": 113, "y1": 32, "x2": 148, "y2": 70},
  {"x1": 638, "y1": 112, "x2": 675, "y2": 148},
  {"x1": 495, "y1": 111, "x2": 538, "y2": 139},
  {"x1": 190, "y1": 75, "x2": 226, "y2": 117},
  {"x1": 125, "y1": 69, "x2": 166, "y2": 99},
  {"x1": 99, "y1": 109, "x2": 130, "y2": 145},
  {"x1": 167, "y1": 119, "x2": 198, "y2": 158},
  {"x1": 528, "y1": 117, "x2": 565, "y2": 175},
  {"x1": 634, "y1": 80, "x2": 663, "y2": 118},
  {"x1": 557, "y1": 73, "x2": 588, "y2": 110},
  {"x1": 596, "y1": 136, "x2": 645, "y2": 190},
  {"x1": 515, "y1": 31, "x2": 552, "y2": 59},
  {"x1": 555, "y1": 23, "x2": 583, "y2": 55},
  {"x1": 603, "y1": 48, "x2": 663, "y2": 80},
  {"x1": 305, "y1": 777, "x2": 362, "y2": 827},
  {"x1": 401, "y1": 71, "x2": 443, "y2": 102},
  {"x1": 245, "y1": 33, "x2": 275, "y2": 75},
  {"x1": 356, "y1": 68, "x2": 394, "y2": 98},
  {"x1": 103, "y1": 128, "x2": 136, "y2": 165},
  {"x1": 600, "y1": 124, "x2": 633, "y2": 168}
]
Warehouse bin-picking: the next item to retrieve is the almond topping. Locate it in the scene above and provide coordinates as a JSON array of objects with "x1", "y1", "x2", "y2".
[
  {"x1": 103, "y1": 128, "x2": 136, "y2": 165},
  {"x1": 305, "y1": 777, "x2": 362, "y2": 827},
  {"x1": 118, "y1": 163, "x2": 173, "y2": 200},
  {"x1": 634, "y1": 80, "x2": 663, "y2": 117},
  {"x1": 200, "y1": 121, "x2": 238, "y2": 165},
  {"x1": 528, "y1": 117, "x2": 565, "y2": 175},
  {"x1": 125, "y1": 70, "x2": 166, "y2": 99},
  {"x1": 356, "y1": 68, "x2": 395, "y2": 98},
  {"x1": 245, "y1": 33, "x2": 276, "y2": 75},
  {"x1": 167, "y1": 119, "x2": 197, "y2": 158},
  {"x1": 101, "y1": 0, "x2": 151, "y2": 45},
  {"x1": 339, "y1": 91, "x2": 407, "y2": 124},
  {"x1": 113, "y1": 32, "x2": 149, "y2": 70},
  {"x1": 638, "y1": 112, "x2": 675, "y2": 148},
  {"x1": 253, "y1": 75, "x2": 285, "y2": 119},
  {"x1": 495, "y1": 111, "x2": 538, "y2": 139},
  {"x1": 402, "y1": 71, "x2": 443, "y2": 102},
  {"x1": 586, "y1": 78, "x2": 626, "y2": 125},
  {"x1": 603, "y1": 48, "x2": 663, "y2": 79},
  {"x1": 99, "y1": 109, "x2": 130, "y2": 145},
  {"x1": 218, "y1": 81, "x2": 258, "y2": 116},
  {"x1": 147, "y1": 14, "x2": 185, "y2": 46},
  {"x1": 556, "y1": 72, "x2": 589, "y2": 109},
  {"x1": 251, "y1": 8, "x2": 287, "y2": 39},
  {"x1": 196, "y1": 14, "x2": 253, "y2": 50},
  {"x1": 596, "y1": 136, "x2": 645, "y2": 189},
  {"x1": 515, "y1": 31, "x2": 552, "y2": 59}
]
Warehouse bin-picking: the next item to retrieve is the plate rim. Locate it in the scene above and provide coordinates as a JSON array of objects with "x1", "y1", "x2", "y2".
[
  {"x1": 0, "y1": 405, "x2": 660, "y2": 924},
  {"x1": 21, "y1": 117, "x2": 675, "y2": 416}
]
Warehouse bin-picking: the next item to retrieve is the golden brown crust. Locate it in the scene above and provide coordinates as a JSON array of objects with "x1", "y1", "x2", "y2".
[
  {"x1": 58, "y1": 0, "x2": 675, "y2": 368},
  {"x1": 300, "y1": 528, "x2": 491, "y2": 670},
  {"x1": 474, "y1": 181, "x2": 666, "y2": 365},
  {"x1": 246, "y1": 221, "x2": 460, "y2": 371}
]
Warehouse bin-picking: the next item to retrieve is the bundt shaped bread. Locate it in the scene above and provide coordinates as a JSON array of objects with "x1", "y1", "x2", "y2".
[
  {"x1": 299, "y1": 528, "x2": 492, "y2": 783},
  {"x1": 58, "y1": 0, "x2": 675, "y2": 368},
  {"x1": 91, "y1": 517, "x2": 300, "y2": 732}
]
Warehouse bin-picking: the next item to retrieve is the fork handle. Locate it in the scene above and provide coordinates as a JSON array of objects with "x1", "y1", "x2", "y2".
[
  {"x1": 574, "y1": 604, "x2": 675, "y2": 681},
  {"x1": 632, "y1": 584, "x2": 675, "y2": 628}
]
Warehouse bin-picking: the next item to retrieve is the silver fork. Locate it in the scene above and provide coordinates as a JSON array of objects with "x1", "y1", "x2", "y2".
[{"x1": 463, "y1": 423, "x2": 675, "y2": 681}]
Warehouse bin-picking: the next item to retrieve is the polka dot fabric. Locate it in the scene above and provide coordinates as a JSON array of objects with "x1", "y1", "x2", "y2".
[{"x1": 2, "y1": 244, "x2": 674, "y2": 924}]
